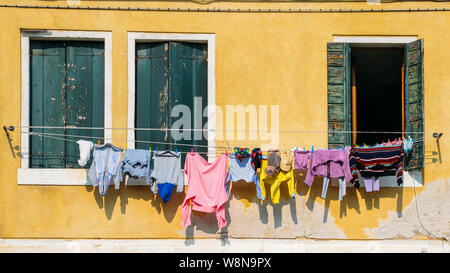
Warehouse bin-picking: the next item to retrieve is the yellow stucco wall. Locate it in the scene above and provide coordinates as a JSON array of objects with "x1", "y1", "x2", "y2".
[{"x1": 0, "y1": 0, "x2": 449, "y2": 239}]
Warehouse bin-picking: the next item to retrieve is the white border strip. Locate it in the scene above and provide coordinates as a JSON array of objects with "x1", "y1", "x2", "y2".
[
  {"x1": 19, "y1": 30, "x2": 112, "y2": 184},
  {"x1": 333, "y1": 36, "x2": 417, "y2": 44},
  {"x1": 127, "y1": 32, "x2": 216, "y2": 162},
  {"x1": 0, "y1": 238, "x2": 447, "y2": 253}
]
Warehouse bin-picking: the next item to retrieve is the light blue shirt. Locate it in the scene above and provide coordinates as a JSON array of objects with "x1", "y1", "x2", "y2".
[{"x1": 226, "y1": 156, "x2": 263, "y2": 200}]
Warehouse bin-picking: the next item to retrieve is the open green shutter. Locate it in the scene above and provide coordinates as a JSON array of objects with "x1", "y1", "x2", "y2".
[
  {"x1": 327, "y1": 43, "x2": 351, "y2": 148},
  {"x1": 404, "y1": 39, "x2": 425, "y2": 170}
]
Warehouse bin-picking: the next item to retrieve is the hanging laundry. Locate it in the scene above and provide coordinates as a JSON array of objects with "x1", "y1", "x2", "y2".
[
  {"x1": 259, "y1": 156, "x2": 295, "y2": 204},
  {"x1": 304, "y1": 148, "x2": 352, "y2": 200},
  {"x1": 234, "y1": 147, "x2": 250, "y2": 161},
  {"x1": 226, "y1": 155, "x2": 263, "y2": 200},
  {"x1": 181, "y1": 152, "x2": 229, "y2": 229},
  {"x1": 264, "y1": 149, "x2": 281, "y2": 177},
  {"x1": 77, "y1": 140, "x2": 94, "y2": 167},
  {"x1": 349, "y1": 144, "x2": 404, "y2": 189},
  {"x1": 119, "y1": 149, "x2": 151, "y2": 184},
  {"x1": 150, "y1": 150, "x2": 184, "y2": 203},
  {"x1": 403, "y1": 136, "x2": 414, "y2": 152},
  {"x1": 280, "y1": 151, "x2": 294, "y2": 172},
  {"x1": 293, "y1": 150, "x2": 310, "y2": 171},
  {"x1": 363, "y1": 177, "x2": 380, "y2": 192},
  {"x1": 251, "y1": 148, "x2": 263, "y2": 170},
  {"x1": 87, "y1": 143, "x2": 123, "y2": 196}
]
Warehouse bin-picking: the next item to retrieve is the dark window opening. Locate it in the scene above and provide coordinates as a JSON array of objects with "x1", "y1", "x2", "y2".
[{"x1": 351, "y1": 47, "x2": 404, "y2": 146}]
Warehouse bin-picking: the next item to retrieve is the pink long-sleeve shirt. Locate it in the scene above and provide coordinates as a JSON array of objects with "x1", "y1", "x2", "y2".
[
  {"x1": 181, "y1": 152, "x2": 229, "y2": 229},
  {"x1": 304, "y1": 148, "x2": 352, "y2": 187}
]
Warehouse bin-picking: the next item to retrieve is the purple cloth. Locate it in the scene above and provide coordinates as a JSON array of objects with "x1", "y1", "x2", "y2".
[
  {"x1": 364, "y1": 177, "x2": 380, "y2": 192},
  {"x1": 294, "y1": 150, "x2": 310, "y2": 171},
  {"x1": 304, "y1": 148, "x2": 352, "y2": 187}
]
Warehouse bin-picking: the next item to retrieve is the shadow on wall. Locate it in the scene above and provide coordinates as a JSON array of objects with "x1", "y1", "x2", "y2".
[
  {"x1": 296, "y1": 170, "x2": 405, "y2": 222},
  {"x1": 84, "y1": 183, "x2": 185, "y2": 222},
  {"x1": 230, "y1": 178, "x2": 298, "y2": 228}
]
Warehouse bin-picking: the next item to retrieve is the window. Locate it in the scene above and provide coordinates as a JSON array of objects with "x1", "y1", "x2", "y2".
[
  {"x1": 29, "y1": 40, "x2": 105, "y2": 168},
  {"x1": 134, "y1": 41, "x2": 208, "y2": 165},
  {"x1": 19, "y1": 30, "x2": 112, "y2": 185},
  {"x1": 327, "y1": 38, "x2": 424, "y2": 185},
  {"x1": 127, "y1": 33, "x2": 216, "y2": 176}
]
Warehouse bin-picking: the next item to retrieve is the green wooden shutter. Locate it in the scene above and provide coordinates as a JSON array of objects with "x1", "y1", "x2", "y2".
[
  {"x1": 404, "y1": 39, "x2": 425, "y2": 170},
  {"x1": 135, "y1": 42, "x2": 208, "y2": 165},
  {"x1": 327, "y1": 43, "x2": 352, "y2": 148},
  {"x1": 135, "y1": 42, "x2": 170, "y2": 153},
  {"x1": 30, "y1": 41, "x2": 104, "y2": 168},
  {"x1": 30, "y1": 41, "x2": 66, "y2": 168},
  {"x1": 65, "y1": 41, "x2": 105, "y2": 168},
  {"x1": 169, "y1": 42, "x2": 208, "y2": 158}
]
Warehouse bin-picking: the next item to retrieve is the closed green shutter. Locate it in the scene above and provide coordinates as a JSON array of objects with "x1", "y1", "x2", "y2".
[
  {"x1": 327, "y1": 43, "x2": 352, "y2": 148},
  {"x1": 135, "y1": 42, "x2": 208, "y2": 163},
  {"x1": 135, "y1": 42, "x2": 169, "y2": 152},
  {"x1": 169, "y1": 42, "x2": 208, "y2": 157},
  {"x1": 404, "y1": 39, "x2": 425, "y2": 170},
  {"x1": 30, "y1": 41, "x2": 104, "y2": 168}
]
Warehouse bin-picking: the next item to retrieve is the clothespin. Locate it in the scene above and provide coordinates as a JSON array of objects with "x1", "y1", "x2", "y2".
[
  {"x1": 363, "y1": 143, "x2": 368, "y2": 147},
  {"x1": 303, "y1": 147, "x2": 305, "y2": 151},
  {"x1": 296, "y1": 146, "x2": 298, "y2": 151},
  {"x1": 149, "y1": 146, "x2": 152, "y2": 154},
  {"x1": 176, "y1": 148, "x2": 178, "y2": 154},
  {"x1": 342, "y1": 145, "x2": 345, "y2": 152},
  {"x1": 156, "y1": 147, "x2": 159, "y2": 153},
  {"x1": 312, "y1": 146, "x2": 314, "y2": 153},
  {"x1": 125, "y1": 144, "x2": 127, "y2": 150},
  {"x1": 97, "y1": 140, "x2": 100, "y2": 146},
  {"x1": 387, "y1": 139, "x2": 391, "y2": 146}
]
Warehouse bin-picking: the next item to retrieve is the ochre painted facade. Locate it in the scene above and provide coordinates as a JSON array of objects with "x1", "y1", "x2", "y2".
[{"x1": 0, "y1": 0, "x2": 449, "y2": 240}]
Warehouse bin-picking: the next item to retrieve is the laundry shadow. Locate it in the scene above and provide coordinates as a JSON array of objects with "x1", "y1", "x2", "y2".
[
  {"x1": 85, "y1": 176, "x2": 184, "y2": 223},
  {"x1": 88, "y1": 185, "x2": 120, "y2": 220},
  {"x1": 183, "y1": 209, "x2": 226, "y2": 244},
  {"x1": 259, "y1": 177, "x2": 298, "y2": 229}
]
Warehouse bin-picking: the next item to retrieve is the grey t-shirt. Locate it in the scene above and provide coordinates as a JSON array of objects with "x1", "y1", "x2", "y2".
[{"x1": 150, "y1": 150, "x2": 184, "y2": 194}]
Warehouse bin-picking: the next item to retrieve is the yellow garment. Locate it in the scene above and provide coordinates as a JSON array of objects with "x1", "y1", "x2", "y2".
[
  {"x1": 259, "y1": 157, "x2": 295, "y2": 204},
  {"x1": 280, "y1": 151, "x2": 294, "y2": 172}
]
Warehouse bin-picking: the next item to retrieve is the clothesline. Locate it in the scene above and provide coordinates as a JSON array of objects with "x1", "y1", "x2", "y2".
[
  {"x1": 7, "y1": 125, "x2": 432, "y2": 135},
  {"x1": 11, "y1": 129, "x2": 428, "y2": 154}
]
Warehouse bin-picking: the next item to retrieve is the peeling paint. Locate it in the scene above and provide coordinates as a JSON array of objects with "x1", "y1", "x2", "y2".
[{"x1": 366, "y1": 178, "x2": 450, "y2": 240}]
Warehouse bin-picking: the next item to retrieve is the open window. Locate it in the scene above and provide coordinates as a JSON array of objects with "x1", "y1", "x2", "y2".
[{"x1": 327, "y1": 39, "x2": 424, "y2": 171}]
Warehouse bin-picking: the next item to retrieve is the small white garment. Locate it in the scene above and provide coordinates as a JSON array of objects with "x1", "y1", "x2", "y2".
[
  {"x1": 321, "y1": 177, "x2": 330, "y2": 199},
  {"x1": 338, "y1": 179, "x2": 347, "y2": 201},
  {"x1": 321, "y1": 177, "x2": 347, "y2": 201},
  {"x1": 77, "y1": 140, "x2": 94, "y2": 167}
]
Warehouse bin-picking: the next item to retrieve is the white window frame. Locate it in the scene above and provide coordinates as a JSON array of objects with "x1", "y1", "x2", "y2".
[
  {"x1": 126, "y1": 32, "x2": 216, "y2": 186},
  {"x1": 331, "y1": 35, "x2": 423, "y2": 188},
  {"x1": 18, "y1": 30, "x2": 113, "y2": 185}
]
